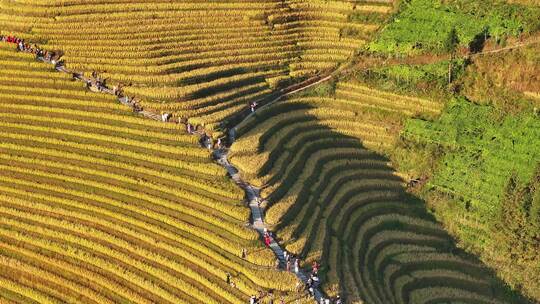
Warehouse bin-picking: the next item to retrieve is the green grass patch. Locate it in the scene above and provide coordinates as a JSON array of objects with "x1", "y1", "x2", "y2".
[
  {"x1": 368, "y1": 0, "x2": 540, "y2": 55},
  {"x1": 374, "y1": 59, "x2": 466, "y2": 89},
  {"x1": 402, "y1": 97, "x2": 540, "y2": 241}
]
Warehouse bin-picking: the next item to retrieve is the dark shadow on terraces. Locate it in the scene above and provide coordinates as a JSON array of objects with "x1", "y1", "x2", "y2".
[{"x1": 231, "y1": 101, "x2": 531, "y2": 304}]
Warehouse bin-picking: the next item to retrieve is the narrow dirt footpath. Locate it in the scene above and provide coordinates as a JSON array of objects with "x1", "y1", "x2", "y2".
[
  {"x1": 217, "y1": 130, "x2": 324, "y2": 301},
  {"x1": 4, "y1": 40, "x2": 328, "y2": 302}
]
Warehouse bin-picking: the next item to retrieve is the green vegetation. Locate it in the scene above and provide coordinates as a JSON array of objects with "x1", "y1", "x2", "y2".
[
  {"x1": 368, "y1": 0, "x2": 540, "y2": 55},
  {"x1": 493, "y1": 166, "x2": 540, "y2": 295},
  {"x1": 494, "y1": 167, "x2": 540, "y2": 298},
  {"x1": 402, "y1": 97, "x2": 540, "y2": 299},
  {"x1": 229, "y1": 86, "x2": 525, "y2": 303},
  {"x1": 460, "y1": 44, "x2": 540, "y2": 109},
  {"x1": 371, "y1": 59, "x2": 466, "y2": 91}
]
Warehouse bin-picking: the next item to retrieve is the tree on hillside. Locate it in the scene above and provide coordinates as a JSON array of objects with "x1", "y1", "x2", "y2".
[
  {"x1": 445, "y1": 27, "x2": 459, "y2": 84},
  {"x1": 444, "y1": 27, "x2": 460, "y2": 54},
  {"x1": 492, "y1": 164, "x2": 540, "y2": 297}
]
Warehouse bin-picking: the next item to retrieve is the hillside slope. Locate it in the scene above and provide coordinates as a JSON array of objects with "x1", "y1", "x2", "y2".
[
  {"x1": 229, "y1": 80, "x2": 529, "y2": 303},
  {"x1": 1, "y1": 0, "x2": 538, "y2": 303},
  {"x1": 0, "y1": 43, "x2": 301, "y2": 303},
  {"x1": 0, "y1": 0, "x2": 395, "y2": 129}
]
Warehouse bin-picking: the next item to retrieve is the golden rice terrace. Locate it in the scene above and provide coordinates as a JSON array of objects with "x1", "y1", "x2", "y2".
[{"x1": 1, "y1": 0, "x2": 539, "y2": 303}]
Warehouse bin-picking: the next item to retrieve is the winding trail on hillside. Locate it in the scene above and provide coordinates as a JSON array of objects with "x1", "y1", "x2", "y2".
[
  {"x1": 6, "y1": 41, "x2": 331, "y2": 302},
  {"x1": 344, "y1": 36, "x2": 540, "y2": 73},
  {"x1": 214, "y1": 145, "x2": 324, "y2": 301}
]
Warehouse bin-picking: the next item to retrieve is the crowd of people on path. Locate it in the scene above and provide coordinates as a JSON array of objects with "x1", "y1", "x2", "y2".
[
  {"x1": 0, "y1": 35, "x2": 155, "y2": 119},
  {"x1": 1, "y1": 35, "x2": 268, "y2": 148},
  {"x1": 259, "y1": 228, "x2": 344, "y2": 302},
  {"x1": 2, "y1": 34, "x2": 343, "y2": 304},
  {"x1": 1, "y1": 35, "x2": 65, "y2": 69},
  {"x1": 282, "y1": 251, "x2": 343, "y2": 303},
  {"x1": 200, "y1": 132, "x2": 228, "y2": 151}
]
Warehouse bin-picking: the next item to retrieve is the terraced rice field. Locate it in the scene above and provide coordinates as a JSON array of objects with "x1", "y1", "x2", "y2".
[
  {"x1": 229, "y1": 82, "x2": 522, "y2": 303},
  {"x1": 230, "y1": 80, "x2": 443, "y2": 178},
  {"x1": 0, "y1": 43, "x2": 302, "y2": 303},
  {"x1": 0, "y1": 0, "x2": 395, "y2": 129},
  {"x1": 1, "y1": 1, "x2": 531, "y2": 303}
]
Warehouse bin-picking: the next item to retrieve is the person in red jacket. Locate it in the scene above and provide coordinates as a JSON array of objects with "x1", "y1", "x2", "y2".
[{"x1": 264, "y1": 233, "x2": 271, "y2": 247}]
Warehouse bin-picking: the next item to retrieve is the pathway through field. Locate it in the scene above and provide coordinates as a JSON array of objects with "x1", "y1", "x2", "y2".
[
  {"x1": 7, "y1": 41, "x2": 330, "y2": 302},
  {"x1": 217, "y1": 130, "x2": 324, "y2": 301}
]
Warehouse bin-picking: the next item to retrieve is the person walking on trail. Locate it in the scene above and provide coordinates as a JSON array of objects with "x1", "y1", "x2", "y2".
[
  {"x1": 283, "y1": 250, "x2": 288, "y2": 262},
  {"x1": 99, "y1": 78, "x2": 107, "y2": 91},
  {"x1": 264, "y1": 234, "x2": 271, "y2": 247},
  {"x1": 54, "y1": 59, "x2": 64, "y2": 70},
  {"x1": 133, "y1": 101, "x2": 143, "y2": 113},
  {"x1": 294, "y1": 257, "x2": 300, "y2": 273},
  {"x1": 200, "y1": 134, "x2": 212, "y2": 149},
  {"x1": 17, "y1": 40, "x2": 24, "y2": 51},
  {"x1": 312, "y1": 261, "x2": 319, "y2": 274},
  {"x1": 249, "y1": 101, "x2": 257, "y2": 113},
  {"x1": 115, "y1": 84, "x2": 124, "y2": 97},
  {"x1": 311, "y1": 274, "x2": 319, "y2": 287},
  {"x1": 286, "y1": 260, "x2": 291, "y2": 271},
  {"x1": 186, "y1": 123, "x2": 192, "y2": 134},
  {"x1": 264, "y1": 231, "x2": 272, "y2": 247},
  {"x1": 334, "y1": 295, "x2": 342, "y2": 304},
  {"x1": 307, "y1": 277, "x2": 313, "y2": 288},
  {"x1": 308, "y1": 286, "x2": 314, "y2": 297},
  {"x1": 249, "y1": 295, "x2": 256, "y2": 304},
  {"x1": 205, "y1": 136, "x2": 213, "y2": 149},
  {"x1": 226, "y1": 273, "x2": 231, "y2": 285},
  {"x1": 112, "y1": 85, "x2": 121, "y2": 97},
  {"x1": 161, "y1": 113, "x2": 170, "y2": 122}
]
